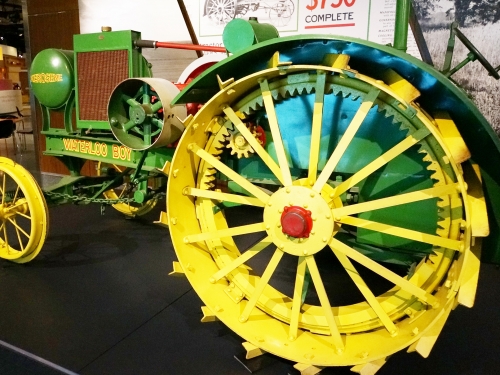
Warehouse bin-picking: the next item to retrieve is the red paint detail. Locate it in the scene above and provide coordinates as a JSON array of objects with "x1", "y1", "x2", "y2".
[
  {"x1": 155, "y1": 42, "x2": 226, "y2": 53},
  {"x1": 304, "y1": 23, "x2": 355, "y2": 29},
  {"x1": 281, "y1": 206, "x2": 313, "y2": 238}
]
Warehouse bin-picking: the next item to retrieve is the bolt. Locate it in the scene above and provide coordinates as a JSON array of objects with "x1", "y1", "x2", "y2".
[
  {"x1": 289, "y1": 335, "x2": 296, "y2": 341},
  {"x1": 171, "y1": 217, "x2": 177, "y2": 225},
  {"x1": 322, "y1": 237, "x2": 327, "y2": 243},
  {"x1": 303, "y1": 204, "x2": 308, "y2": 209},
  {"x1": 303, "y1": 250, "x2": 308, "y2": 255},
  {"x1": 209, "y1": 277, "x2": 216, "y2": 284},
  {"x1": 310, "y1": 192, "x2": 316, "y2": 197},
  {"x1": 326, "y1": 213, "x2": 331, "y2": 219},
  {"x1": 286, "y1": 188, "x2": 291, "y2": 193},
  {"x1": 239, "y1": 315, "x2": 247, "y2": 323},
  {"x1": 279, "y1": 244, "x2": 285, "y2": 250}
]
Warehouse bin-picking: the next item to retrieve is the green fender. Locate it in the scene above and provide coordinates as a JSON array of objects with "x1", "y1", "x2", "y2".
[{"x1": 173, "y1": 34, "x2": 500, "y2": 263}]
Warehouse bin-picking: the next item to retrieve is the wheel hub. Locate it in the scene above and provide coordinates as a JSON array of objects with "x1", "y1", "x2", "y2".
[
  {"x1": 263, "y1": 182, "x2": 340, "y2": 256},
  {"x1": 280, "y1": 206, "x2": 312, "y2": 238}
]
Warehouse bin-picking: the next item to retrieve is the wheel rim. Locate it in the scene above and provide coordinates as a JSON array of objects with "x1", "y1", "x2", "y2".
[
  {"x1": 167, "y1": 64, "x2": 470, "y2": 365},
  {"x1": 0, "y1": 157, "x2": 48, "y2": 262},
  {"x1": 97, "y1": 162, "x2": 157, "y2": 217}
]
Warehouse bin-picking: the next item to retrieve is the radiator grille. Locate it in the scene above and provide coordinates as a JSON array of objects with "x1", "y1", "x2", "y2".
[{"x1": 77, "y1": 50, "x2": 129, "y2": 121}]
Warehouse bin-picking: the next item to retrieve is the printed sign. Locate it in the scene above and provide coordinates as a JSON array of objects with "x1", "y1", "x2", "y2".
[{"x1": 191, "y1": 0, "x2": 420, "y2": 58}]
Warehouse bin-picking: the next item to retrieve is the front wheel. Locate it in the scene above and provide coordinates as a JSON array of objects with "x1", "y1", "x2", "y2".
[{"x1": 0, "y1": 157, "x2": 48, "y2": 263}]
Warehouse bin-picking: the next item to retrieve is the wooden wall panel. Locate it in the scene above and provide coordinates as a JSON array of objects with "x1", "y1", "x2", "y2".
[{"x1": 26, "y1": 0, "x2": 95, "y2": 175}]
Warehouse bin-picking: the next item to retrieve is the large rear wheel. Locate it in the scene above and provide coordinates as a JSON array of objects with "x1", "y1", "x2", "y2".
[{"x1": 167, "y1": 61, "x2": 473, "y2": 369}]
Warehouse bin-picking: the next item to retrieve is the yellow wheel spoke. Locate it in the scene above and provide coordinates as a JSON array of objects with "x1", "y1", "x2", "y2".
[
  {"x1": 12, "y1": 185, "x2": 20, "y2": 202},
  {"x1": 313, "y1": 88, "x2": 380, "y2": 193},
  {"x1": 2, "y1": 220, "x2": 8, "y2": 252},
  {"x1": 7, "y1": 217, "x2": 30, "y2": 239},
  {"x1": 333, "y1": 127, "x2": 431, "y2": 198},
  {"x1": 289, "y1": 256, "x2": 307, "y2": 341},
  {"x1": 184, "y1": 188, "x2": 266, "y2": 208},
  {"x1": 333, "y1": 183, "x2": 459, "y2": 217},
  {"x1": 339, "y1": 216, "x2": 463, "y2": 251},
  {"x1": 308, "y1": 71, "x2": 327, "y2": 185},
  {"x1": 5, "y1": 200, "x2": 28, "y2": 213},
  {"x1": 331, "y1": 247, "x2": 397, "y2": 335},
  {"x1": 210, "y1": 236, "x2": 273, "y2": 282},
  {"x1": 16, "y1": 212, "x2": 31, "y2": 220},
  {"x1": 188, "y1": 143, "x2": 270, "y2": 203},
  {"x1": 223, "y1": 106, "x2": 284, "y2": 185},
  {"x1": 305, "y1": 256, "x2": 344, "y2": 352},
  {"x1": 13, "y1": 219, "x2": 25, "y2": 253},
  {"x1": 1, "y1": 173, "x2": 6, "y2": 204},
  {"x1": 329, "y1": 238, "x2": 438, "y2": 306},
  {"x1": 184, "y1": 222, "x2": 266, "y2": 244},
  {"x1": 240, "y1": 248, "x2": 284, "y2": 322},
  {"x1": 260, "y1": 79, "x2": 293, "y2": 187}
]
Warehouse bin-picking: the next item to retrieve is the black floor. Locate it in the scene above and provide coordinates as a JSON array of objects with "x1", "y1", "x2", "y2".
[{"x1": 0, "y1": 202, "x2": 499, "y2": 375}]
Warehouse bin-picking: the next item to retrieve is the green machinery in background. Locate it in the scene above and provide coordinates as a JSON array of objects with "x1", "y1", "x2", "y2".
[{"x1": 2, "y1": 0, "x2": 500, "y2": 372}]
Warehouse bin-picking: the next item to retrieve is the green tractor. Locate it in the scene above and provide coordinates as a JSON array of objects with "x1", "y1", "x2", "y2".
[{"x1": 3, "y1": 0, "x2": 499, "y2": 372}]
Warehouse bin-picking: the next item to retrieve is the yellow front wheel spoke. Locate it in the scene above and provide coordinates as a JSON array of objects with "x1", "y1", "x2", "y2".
[
  {"x1": 184, "y1": 187, "x2": 266, "y2": 208},
  {"x1": 289, "y1": 256, "x2": 307, "y2": 341},
  {"x1": 330, "y1": 238, "x2": 438, "y2": 307},
  {"x1": 333, "y1": 127, "x2": 431, "y2": 198},
  {"x1": 307, "y1": 71, "x2": 327, "y2": 185},
  {"x1": 260, "y1": 79, "x2": 293, "y2": 187},
  {"x1": 2, "y1": 221, "x2": 8, "y2": 251},
  {"x1": 240, "y1": 248, "x2": 284, "y2": 322},
  {"x1": 331, "y1": 247, "x2": 397, "y2": 335},
  {"x1": 313, "y1": 87, "x2": 380, "y2": 193},
  {"x1": 1, "y1": 172, "x2": 5, "y2": 204},
  {"x1": 188, "y1": 143, "x2": 270, "y2": 203},
  {"x1": 210, "y1": 236, "x2": 273, "y2": 282},
  {"x1": 12, "y1": 185, "x2": 20, "y2": 203},
  {"x1": 333, "y1": 183, "x2": 459, "y2": 217},
  {"x1": 306, "y1": 256, "x2": 345, "y2": 352},
  {"x1": 338, "y1": 216, "x2": 463, "y2": 251},
  {"x1": 13, "y1": 219, "x2": 25, "y2": 253},
  {"x1": 6, "y1": 217, "x2": 30, "y2": 239},
  {"x1": 184, "y1": 222, "x2": 266, "y2": 244},
  {"x1": 223, "y1": 106, "x2": 284, "y2": 185}
]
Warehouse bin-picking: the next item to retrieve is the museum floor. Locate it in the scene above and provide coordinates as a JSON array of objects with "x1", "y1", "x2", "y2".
[{"x1": 0, "y1": 128, "x2": 499, "y2": 375}]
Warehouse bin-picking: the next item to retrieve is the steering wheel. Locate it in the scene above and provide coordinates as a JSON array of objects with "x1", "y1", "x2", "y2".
[{"x1": 454, "y1": 27, "x2": 499, "y2": 79}]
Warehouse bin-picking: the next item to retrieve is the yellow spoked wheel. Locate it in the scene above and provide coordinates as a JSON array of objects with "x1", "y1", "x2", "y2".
[
  {"x1": 97, "y1": 162, "x2": 157, "y2": 217},
  {"x1": 0, "y1": 157, "x2": 48, "y2": 263},
  {"x1": 167, "y1": 64, "x2": 474, "y2": 369}
]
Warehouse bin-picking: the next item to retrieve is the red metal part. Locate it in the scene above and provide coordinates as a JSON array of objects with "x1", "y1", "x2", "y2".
[
  {"x1": 155, "y1": 42, "x2": 226, "y2": 53},
  {"x1": 281, "y1": 206, "x2": 313, "y2": 238}
]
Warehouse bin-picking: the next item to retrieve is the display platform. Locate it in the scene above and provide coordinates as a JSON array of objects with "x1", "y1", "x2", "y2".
[{"x1": 0, "y1": 202, "x2": 499, "y2": 375}]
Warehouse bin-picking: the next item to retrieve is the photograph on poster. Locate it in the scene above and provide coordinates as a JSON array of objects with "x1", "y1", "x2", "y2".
[{"x1": 414, "y1": 0, "x2": 500, "y2": 133}]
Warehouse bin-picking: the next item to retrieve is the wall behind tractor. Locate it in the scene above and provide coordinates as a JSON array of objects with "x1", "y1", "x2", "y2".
[{"x1": 25, "y1": 0, "x2": 95, "y2": 176}]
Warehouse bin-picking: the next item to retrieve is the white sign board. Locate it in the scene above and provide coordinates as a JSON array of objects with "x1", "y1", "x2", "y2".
[{"x1": 79, "y1": 0, "x2": 420, "y2": 58}]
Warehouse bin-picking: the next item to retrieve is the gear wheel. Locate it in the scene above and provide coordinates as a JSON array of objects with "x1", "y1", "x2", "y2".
[{"x1": 225, "y1": 121, "x2": 264, "y2": 159}]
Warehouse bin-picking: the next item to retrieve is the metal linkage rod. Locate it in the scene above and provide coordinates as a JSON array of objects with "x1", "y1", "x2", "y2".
[{"x1": 135, "y1": 40, "x2": 226, "y2": 53}]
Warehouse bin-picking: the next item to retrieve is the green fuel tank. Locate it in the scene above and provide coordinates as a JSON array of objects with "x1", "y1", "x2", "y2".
[{"x1": 30, "y1": 49, "x2": 75, "y2": 110}]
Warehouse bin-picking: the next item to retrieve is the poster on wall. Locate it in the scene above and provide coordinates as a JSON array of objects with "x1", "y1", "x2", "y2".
[{"x1": 191, "y1": 0, "x2": 419, "y2": 57}]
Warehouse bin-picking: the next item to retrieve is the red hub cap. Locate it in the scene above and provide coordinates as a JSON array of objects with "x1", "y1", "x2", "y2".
[{"x1": 281, "y1": 206, "x2": 313, "y2": 238}]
